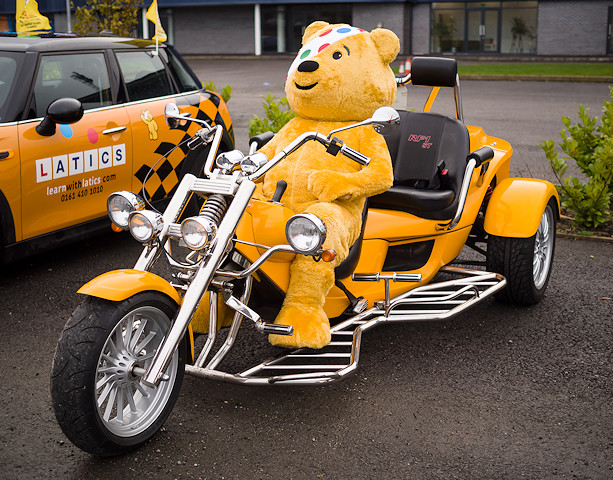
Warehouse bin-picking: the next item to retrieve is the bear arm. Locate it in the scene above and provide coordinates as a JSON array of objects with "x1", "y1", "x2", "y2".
[{"x1": 307, "y1": 131, "x2": 393, "y2": 202}]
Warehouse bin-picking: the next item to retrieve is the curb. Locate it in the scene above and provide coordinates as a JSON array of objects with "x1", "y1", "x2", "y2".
[
  {"x1": 557, "y1": 231, "x2": 613, "y2": 243},
  {"x1": 461, "y1": 74, "x2": 613, "y2": 83}
]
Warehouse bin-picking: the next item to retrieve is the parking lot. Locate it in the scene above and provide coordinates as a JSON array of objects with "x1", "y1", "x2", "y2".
[{"x1": 1, "y1": 57, "x2": 612, "y2": 479}]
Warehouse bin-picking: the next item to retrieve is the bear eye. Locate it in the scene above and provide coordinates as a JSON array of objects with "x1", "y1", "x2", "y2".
[{"x1": 332, "y1": 51, "x2": 342, "y2": 60}]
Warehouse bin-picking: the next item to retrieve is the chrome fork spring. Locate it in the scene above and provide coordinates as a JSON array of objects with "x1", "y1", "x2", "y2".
[{"x1": 199, "y1": 194, "x2": 228, "y2": 225}]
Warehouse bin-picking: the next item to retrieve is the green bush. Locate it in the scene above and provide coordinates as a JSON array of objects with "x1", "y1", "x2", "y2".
[
  {"x1": 248, "y1": 94, "x2": 296, "y2": 138},
  {"x1": 203, "y1": 81, "x2": 232, "y2": 104},
  {"x1": 541, "y1": 87, "x2": 613, "y2": 228}
]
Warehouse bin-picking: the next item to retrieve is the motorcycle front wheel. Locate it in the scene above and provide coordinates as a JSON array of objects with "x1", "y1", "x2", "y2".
[{"x1": 51, "y1": 292, "x2": 186, "y2": 456}]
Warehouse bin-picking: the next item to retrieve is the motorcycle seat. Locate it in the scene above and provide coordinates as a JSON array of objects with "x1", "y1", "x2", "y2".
[{"x1": 370, "y1": 110, "x2": 470, "y2": 221}]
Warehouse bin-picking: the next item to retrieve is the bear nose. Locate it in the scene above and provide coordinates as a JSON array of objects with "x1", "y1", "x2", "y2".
[{"x1": 297, "y1": 60, "x2": 319, "y2": 73}]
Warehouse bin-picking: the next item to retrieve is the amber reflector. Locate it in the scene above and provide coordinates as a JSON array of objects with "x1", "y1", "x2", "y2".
[{"x1": 321, "y1": 249, "x2": 336, "y2": 262}]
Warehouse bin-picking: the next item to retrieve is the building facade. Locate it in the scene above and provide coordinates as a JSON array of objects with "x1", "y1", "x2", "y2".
[{"x1": 1, "y1": 1, "x2": 613, "y2": 57}]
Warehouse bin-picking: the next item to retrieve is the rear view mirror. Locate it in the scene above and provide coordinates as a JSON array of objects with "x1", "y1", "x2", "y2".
[
  {"x1": 164, "y1": 103, "x2": 183, "y2": 129},
  {"x1": 370, "y1": 106, "x2": 400, "y2": 136},
  {"x1": 327, "y1": 107, "x2": 400, "y2": 138},
  {"x1": 36, "y1": 98, "x2": 84, "y2": 137}
]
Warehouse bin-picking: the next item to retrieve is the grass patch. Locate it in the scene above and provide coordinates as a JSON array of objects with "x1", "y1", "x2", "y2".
[{"x1": 457, "y1": 63, "x2": 613, "y2": 77}]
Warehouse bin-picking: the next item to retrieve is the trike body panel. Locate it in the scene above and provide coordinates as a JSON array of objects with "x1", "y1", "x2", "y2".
[
  {"x1": 484, "y1": 178, "x2": 560, "y2": 238},
  {"x1": 78, "y1": 269, "x2": 194, "y2": 361}
]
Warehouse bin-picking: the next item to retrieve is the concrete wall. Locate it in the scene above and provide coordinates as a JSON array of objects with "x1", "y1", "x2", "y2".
[
  {"x1": 352, "y1": 3, "x2": 406, "y2": 53},
  {"x1": 411, "y1": 3, "x2": 431, "y2": 55},
  {"x1": 173, "y1": 6, "x2": 255, "y2": 55},
  {"x1": 537, "y1": 0, "x2": 613, "y2": 55}
]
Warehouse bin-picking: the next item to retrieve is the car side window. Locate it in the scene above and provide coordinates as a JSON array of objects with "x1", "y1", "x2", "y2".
[
  {"x1": 116, "y1": 51, "x2": 173, "y2": 102},
  {"x1": 32, "y1": 53, "x2": 112, "y2": 118},
  {"x1": 166, "y1": 49, "x2": 200, "y2": 92}
]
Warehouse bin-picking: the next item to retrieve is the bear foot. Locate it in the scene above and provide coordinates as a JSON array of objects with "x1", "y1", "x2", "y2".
[{"x1": 268, "y1": 303, "x2": 331, "y2": 349}]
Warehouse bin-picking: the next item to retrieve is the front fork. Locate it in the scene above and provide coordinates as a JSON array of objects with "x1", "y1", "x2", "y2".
[{"x1": 143, "y1": 179, "x2": 256, "y2": 387}]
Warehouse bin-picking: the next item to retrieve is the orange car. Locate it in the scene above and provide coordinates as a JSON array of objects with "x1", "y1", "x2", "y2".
[{"x1": 0, "y1": 35, "x2": 234, "y2": 263}]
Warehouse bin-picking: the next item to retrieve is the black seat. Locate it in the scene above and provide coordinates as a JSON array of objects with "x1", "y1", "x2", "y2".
[{"x1": 370, "y1": 110, "x2": 470, "y2": 221}]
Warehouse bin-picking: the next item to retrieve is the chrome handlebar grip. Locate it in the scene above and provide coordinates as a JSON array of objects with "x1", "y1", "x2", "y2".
[{"x1": 340, "y1": 144, "x2": 370, "y2": 165}]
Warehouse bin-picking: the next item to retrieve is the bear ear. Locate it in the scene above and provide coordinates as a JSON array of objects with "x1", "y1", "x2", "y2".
[
  {"x1": 370, "y1": 28, "x2": 400, "y2": 65},
  {"x1": 302, "y1": 21, "x2": 331, "y2": 45}
]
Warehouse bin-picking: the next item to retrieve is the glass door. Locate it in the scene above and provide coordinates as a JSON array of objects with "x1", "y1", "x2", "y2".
[{"x1": 466, "y1": 7, "x2": 500, "y2": 53}]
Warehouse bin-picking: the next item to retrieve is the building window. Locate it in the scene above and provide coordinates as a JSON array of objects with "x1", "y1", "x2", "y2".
[
  {"x1": 261, "y1": 3, "x2": 352, "y2": 54},
  {"x1": 431, "y1": 1, "x2": 537, "y2": 54}
]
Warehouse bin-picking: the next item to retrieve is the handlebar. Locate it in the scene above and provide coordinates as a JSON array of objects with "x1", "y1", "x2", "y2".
[{"x1": 246, "y1": 131, "x2": 371, "y2": 182}]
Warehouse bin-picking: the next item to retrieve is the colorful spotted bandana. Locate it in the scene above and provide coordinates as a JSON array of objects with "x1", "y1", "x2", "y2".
[{"x1": 287, "y1": 25, "x2": 366, "y2": 76}]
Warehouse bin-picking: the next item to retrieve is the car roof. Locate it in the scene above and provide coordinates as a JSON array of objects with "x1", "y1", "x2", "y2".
[{"x1": 0, "y1": 35, "x2": 161, "y2": 53}]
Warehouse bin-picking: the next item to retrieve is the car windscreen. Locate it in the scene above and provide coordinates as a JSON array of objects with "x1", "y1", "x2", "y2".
[{"x1": 0, "y1": 52, "x2": 24, "y2": 123}]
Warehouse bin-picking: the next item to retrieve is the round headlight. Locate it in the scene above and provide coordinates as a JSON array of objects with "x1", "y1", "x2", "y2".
[
  {"x1": 285, "y1": 213, "x2": 326, "y2": 255},
  {"x1": 240, "y1": 152, "x2": 269, "y2": 175},
  {"x1": 181, "y1": 216, "x2": 217, "y2": 251},
  {"x1": 107, "y1": 191, "x2": 145, "y2": 229},
  {"x1": 215, "y1": 149, "x2": 244, "y2": 173},
  {"x1": 129, "y1": 210, "x2": 163, "y2": 243}
]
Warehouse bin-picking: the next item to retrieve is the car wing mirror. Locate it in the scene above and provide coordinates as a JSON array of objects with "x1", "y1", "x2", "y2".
[
  {"x1": 36, "y1": 98, "x2": 84, "y2": 137},
  {"x1": 327, "y1": 106, "x2": 400, "y2": 138}
]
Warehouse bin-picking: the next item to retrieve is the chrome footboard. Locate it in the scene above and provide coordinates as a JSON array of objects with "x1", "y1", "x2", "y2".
[{"x1": 185, "y1": 267, "x2": 506, "y2": 386}]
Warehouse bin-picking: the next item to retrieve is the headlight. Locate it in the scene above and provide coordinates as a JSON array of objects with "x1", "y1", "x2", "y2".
[
  {"x1": 181, "y1": 216, "x2": 217, "y2": 251},
  {"x1": 128, "y1": 210, "x2": 163, "y2": 243},
  {"x1": 215, "y1": 149, "x2": 244, "y2": 173},
  {"x1": 107, "y1": 191, "x2": 145, "y2": 229},
  {"x1": 285, "y1": 213, "x2": 326, "y2": 255},
  {"x1": 240, "y1": 152, "x2": 269, "y2": 175}
]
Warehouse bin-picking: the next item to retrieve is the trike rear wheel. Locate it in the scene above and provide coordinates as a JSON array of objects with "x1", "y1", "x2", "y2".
[
  {"x1": 486, "y1": 200, "x2": 556, "y2": 305},
  {"x1": 50, "y1": 292, "x2": 185, "y2": 456}
]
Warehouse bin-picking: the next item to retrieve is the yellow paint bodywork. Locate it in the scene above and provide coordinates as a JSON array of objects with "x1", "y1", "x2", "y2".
[
  {"x1": 235, "y1": 128, "x2": 518, "y2": 319},
  {"x1": 78, "y1": 269, "x2": 194, "y2": 361},
  {"x1": 484, "y1": 178, "x2": 560, "y2": 238}
]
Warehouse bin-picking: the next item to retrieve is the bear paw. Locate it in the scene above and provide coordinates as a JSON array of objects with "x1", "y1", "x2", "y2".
[{"x1": 269, "y1": 304, "x2": 331, "y2": 349}]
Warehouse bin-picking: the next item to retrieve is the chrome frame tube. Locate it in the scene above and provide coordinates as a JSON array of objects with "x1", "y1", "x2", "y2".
[
  {"x1": 454, "y1": 75, "x2": 464, "y2": 122},
  {"x1": 143, "y1": 179, "x2": 257, "y2": 386},
  {"x1": 204, "y1": 125, "x2": 224, "y2": 178},
  {"x1": 441, "y1": 158, "x2": 476, "y2": 231}
]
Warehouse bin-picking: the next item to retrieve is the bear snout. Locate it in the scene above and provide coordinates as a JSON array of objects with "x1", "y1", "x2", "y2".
[{"x1": 298, "y1": 60, "x2": 319, "y2": 73}]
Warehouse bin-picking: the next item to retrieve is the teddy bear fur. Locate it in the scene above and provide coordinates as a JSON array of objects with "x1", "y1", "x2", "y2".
[{"x1": 256, "y1": 21, "x2": 399, "y2": 349}]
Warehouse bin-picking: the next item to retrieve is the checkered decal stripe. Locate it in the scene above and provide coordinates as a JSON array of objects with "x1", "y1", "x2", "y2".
[{"x1": 135, "y1": 91, "x2": 234, "y2": 202}]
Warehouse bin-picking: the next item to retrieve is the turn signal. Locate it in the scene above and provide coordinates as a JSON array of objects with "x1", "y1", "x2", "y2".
[
  {"x1": 321, "y1": 249, "x2": 336, "y2": 262},
  {"x1": 111, "y1": 223, "x2": 123, "y2": 233}
]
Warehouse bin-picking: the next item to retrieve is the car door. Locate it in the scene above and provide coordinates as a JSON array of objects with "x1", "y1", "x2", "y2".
[
  {"x1": 114, "y1": 48, "x2": 204, "y2": 202},
  {"x1": 18, "y1": 51, "x2": 133, "y2": 240}
]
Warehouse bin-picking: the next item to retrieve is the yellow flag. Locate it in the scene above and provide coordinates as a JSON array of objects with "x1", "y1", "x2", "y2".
[
  {"x1": 16, "y1": 0, "x2": 51, "y2": 34},
  {"x1": 146, "y1": 0, "x2": 167, "y2": 43}
]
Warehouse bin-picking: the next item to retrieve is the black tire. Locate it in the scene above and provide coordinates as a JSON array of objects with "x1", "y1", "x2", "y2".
[
  {"x1": 50, "y1": 292, "x2": 185, "y2": 456},
  {"x1": 486, "y1": 200, "x2": 557, "y2": 305}
]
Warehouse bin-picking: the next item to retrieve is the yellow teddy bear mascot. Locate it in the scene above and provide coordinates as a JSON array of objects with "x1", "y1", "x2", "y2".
[{"x1": 256, "y1": 21, "x2": 399, "y2": 349}]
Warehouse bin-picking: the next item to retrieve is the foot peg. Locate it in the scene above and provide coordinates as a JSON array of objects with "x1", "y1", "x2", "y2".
[
  {"x1": 256, "y1": 323, "x2": 294, "y2": 336},
  {"x1": 223, "y1": 292, "x2": 293, "y2": 336}
]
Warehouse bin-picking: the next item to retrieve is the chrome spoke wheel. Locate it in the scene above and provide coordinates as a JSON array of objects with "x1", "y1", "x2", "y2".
[{"x1": 95, "y1": 306, "x2": 178, "y2": 438}]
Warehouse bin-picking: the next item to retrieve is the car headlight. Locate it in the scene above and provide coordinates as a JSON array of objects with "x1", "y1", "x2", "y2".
[
  {"x1": 181, "y1": 216, "x2": 217, "y2": 251},
  {"x1": 285, "y1": 213, "x2": 326, "y2": 255},
  {"x1": 107, "y1": 191, "x2": 145, "y2": 229},
  {"x1": 128, "y1": 210, "x2": 163, "y2": 243}
]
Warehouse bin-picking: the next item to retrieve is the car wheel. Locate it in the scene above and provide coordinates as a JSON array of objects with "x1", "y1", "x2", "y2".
[{"x1": 486, "y1": 199, "x2": 556, "y2": 305}]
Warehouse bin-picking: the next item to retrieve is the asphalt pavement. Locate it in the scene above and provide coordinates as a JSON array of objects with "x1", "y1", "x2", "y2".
[{"x1": 0, "y1": 57, "x2": 612, "y2": 479}]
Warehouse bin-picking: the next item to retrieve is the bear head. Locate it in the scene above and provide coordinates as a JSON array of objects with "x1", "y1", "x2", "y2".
[{"x1": 286, "y1": 21, "x2": 400, "y2": 122}]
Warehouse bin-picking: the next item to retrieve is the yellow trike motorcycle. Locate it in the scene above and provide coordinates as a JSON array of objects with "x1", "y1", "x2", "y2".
[{"x1": 51, "y1": 57, "x2": 559, "y2": 456}]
